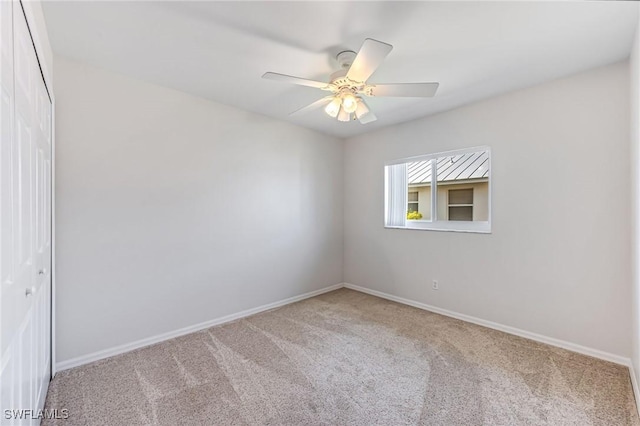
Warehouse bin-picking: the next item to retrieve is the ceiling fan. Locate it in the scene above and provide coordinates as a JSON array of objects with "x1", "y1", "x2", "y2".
[{"x1": 262, "y1": 39, "x2": 439, "y2": 124}]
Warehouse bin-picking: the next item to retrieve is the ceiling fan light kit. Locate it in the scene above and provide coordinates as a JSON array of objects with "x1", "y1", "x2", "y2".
[{"x1": 263, "y1": 38, "x2": 439, "y2": 124}]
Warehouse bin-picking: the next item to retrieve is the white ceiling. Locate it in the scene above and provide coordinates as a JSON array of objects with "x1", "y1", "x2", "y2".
[{"x1": 42, "y1": 1, "x2": 639, "y2": 138}]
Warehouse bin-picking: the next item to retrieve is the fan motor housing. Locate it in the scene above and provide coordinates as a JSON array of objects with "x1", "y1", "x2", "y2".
[
  {"x1": 332, "y1": 51, "x2": 369, "y2": 92},
  {"x1": 329, "y1": 69, "x2": 348, "y2": 83}
]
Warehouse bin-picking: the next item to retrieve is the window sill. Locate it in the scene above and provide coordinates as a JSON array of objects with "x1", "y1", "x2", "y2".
[{"x1": 385, "y1": 220, "x2": 491, "y2": 234}]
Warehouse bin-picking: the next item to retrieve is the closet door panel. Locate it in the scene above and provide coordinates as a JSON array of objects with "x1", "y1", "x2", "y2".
[
  {"x1": 1, "y1": 2, "x2": 52, "y2": 422},
  {"x1": 0, "y1": 0, "x2": 17, "y2": 418}
]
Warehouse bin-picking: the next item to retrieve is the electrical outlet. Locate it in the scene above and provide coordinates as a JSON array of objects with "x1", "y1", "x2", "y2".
[{"x1": 432, "y1": 280, "x2": 439, "y2": 290}]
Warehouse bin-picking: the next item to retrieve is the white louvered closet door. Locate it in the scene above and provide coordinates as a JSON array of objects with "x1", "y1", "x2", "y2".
[{"x1": 0, "y1": 1, "x2": 52, "y2": 424}]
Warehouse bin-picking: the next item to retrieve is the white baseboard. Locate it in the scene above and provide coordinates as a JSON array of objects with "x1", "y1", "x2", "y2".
[
  {"x1": 344, "y1": 283, "x2": 631, "y2": 366},
  {"x1": 55, "y1": 280, "x2": 640, "y2": 415},
  {"x1": 630, "y1": 362, "x2": 640, "y2": 418},
  {"x1": 56, "y1": 281, "x2": 639, "y2": 415},
  {"x1": 56, "y1": 283, "x2": 345, "y2": 372},
  {"x1": 346, "y1": 283, "x2": 639, "y2": 415}
]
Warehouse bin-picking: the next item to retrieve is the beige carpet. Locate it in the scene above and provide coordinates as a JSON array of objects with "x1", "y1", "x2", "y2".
[{"x1": 44, "y1": 288, "x2": 639, "y2": 425}]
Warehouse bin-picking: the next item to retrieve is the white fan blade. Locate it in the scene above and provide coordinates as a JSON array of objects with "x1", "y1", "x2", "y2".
[
  {"x1": 262, "y1": 72, "x2": 330, "y2": 89},
  {"x1": 290, "y1": 96, "x2": 334, "y2": 116},
  {"x1": 369, "y1": 82, "x2": 439, "y2": 97},
  {"x1": 346, "y1": 39, "x2": 393, "y2": 83}
]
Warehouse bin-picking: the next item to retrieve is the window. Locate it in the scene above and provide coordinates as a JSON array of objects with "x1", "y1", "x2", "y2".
[
  {"x1": 384, "y1": 146, "x2": 491, "y2": 233},
  {"x1": 448, "y1": 189, "x2": 473, "y2": 221},
  {"x1": 408, "y1": 192, "x2": 419, "y2": 212}
]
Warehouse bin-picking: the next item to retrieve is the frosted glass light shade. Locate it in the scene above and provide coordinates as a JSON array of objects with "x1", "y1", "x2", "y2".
[
  {"x1": 324, "y1": 97, "x2": 341, "y2": 118},
  {"x1": 337, "y1": 107, "x2": 351, "y2": 122}
]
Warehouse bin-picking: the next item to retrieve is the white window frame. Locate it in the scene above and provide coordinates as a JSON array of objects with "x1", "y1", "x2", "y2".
[{"x1": 384, "y1": 146, "x2": 491, "y2": 233}]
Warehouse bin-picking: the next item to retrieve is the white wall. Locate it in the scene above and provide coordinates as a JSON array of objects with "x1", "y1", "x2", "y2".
[
  {"x1": 630, "y1": 10, "x2": 640, "y2": 392},
  {"x1": 54, "y1": 57, "x2": 343, "y2": 363},
  {"x1": 344, "y1": 62, "x2": 631, "y2": 358}
]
